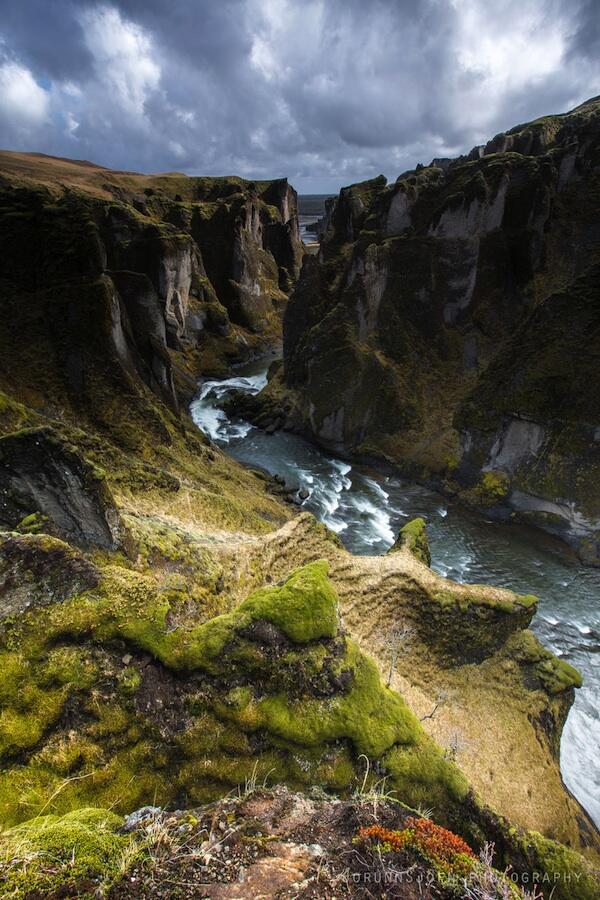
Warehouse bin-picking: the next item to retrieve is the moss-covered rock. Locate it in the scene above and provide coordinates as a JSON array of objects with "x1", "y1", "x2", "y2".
[
  {"x1": 0, "y1": 807, "x2": 131, "y2": 898},
  {"x1": 0, "y1": 559, "x2": 468, "y2": 828},
  {"x1": 389, "y1": 516, "x2": 431, "y2": 565},
  {"x1": 0, "y1": 531, "x2": 100, "y2": 620}
]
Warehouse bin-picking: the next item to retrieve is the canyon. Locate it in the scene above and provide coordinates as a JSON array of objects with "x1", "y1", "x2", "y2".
[{"x1": 0, "y1": 120, "x2": 598, "y2": 898}]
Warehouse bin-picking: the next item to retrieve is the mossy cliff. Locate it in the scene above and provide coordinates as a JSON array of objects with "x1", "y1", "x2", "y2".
[
  {"x1": 246, "y1": 96, "x2": 600, "y2": 562},
  {"x1": 0, "y1": 558, "x2": 466, "y2": 823},
  {"x1": 0, "y1": 150, "x2": 302, "y2": 400},
  {"x1": 389, "y1": 516, "x2": 432, "y2": 565}
]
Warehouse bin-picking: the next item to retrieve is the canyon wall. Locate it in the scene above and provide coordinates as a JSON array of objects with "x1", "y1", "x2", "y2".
[
  {"x1": 0, "y1": 153, "x2": 302, "y2": 437},
  {"x1": 260, "y1": 96, "x2": 600, "y2": 562},
  {"x1": 0, "y1": 150, "x2": 598, "y2": 898}
]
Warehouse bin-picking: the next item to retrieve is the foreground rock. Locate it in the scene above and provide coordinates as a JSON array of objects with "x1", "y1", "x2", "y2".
[
  {"x1": 0, "y1": 558, "x2": 471, "y2": 826},
  {"x1": 0, "y1": 513, "x2": 596, "y2": 896},
  {"x1": 2, "y1": 787, "x2": 597, "y2": 899},
  {"x1": 252, "y1": 96, "x2": 600, "y2": 562}
]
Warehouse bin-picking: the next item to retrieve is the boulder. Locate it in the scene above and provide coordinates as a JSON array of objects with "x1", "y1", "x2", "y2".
[
  {"x1": 0, "y1": 531, "x2": 99, "y2": 620},
  {"x1": 0, "y1": 427, "x2": 123, "y2": 550}
]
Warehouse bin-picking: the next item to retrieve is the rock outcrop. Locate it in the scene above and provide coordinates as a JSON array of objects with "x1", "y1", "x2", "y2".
[
  {"x1": 0, "y1": 427, "x2": 123, "y2": 550},
  {"x1": 0, "y1": 559, "x2": 468, "y2": 825},
  {"x1": 388, "y1": 516, "x2": 431, "y2": 566},
  {"x1": 0, "y1": 527, "x2": 596, "y2": 898},
  {"x1": 252, "y1": 96, "x2": 600, "y2": 561},
  {"x1": 3, "y1": 787, "x2": 598, "y2": 900}
]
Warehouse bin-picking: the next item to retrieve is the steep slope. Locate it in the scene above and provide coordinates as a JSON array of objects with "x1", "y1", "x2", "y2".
[
  {"x1": 0, "y1": 528, "x2": 597, "y2": 898},
  {"x1": 250, "y1": 97, "x2": 600, "y2": 561}
]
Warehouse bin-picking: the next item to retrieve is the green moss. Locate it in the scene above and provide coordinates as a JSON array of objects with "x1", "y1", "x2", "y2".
[
  {"x1": 248, "y1": 641, "x2": 420, "y2": 757},
  {"x1": 118, "y1": 666, "x2": 142, "y2": 695},
  {"x1": 390, "y1": 517, "x2": 431, "y2": 565},
  {"x1": 0, "y1": 807, "x2": 132, "y2": 898},
  {"x1": 0, "y1": 647, "x2": 98, "y2": 759},
  {"x1": 508, "y1": 630, "x2": 583, "y2": 694},
  {"x1": 384, "y1": 740, "x2": 469, "y2": 813},
  {"x1": 0, "y1": 560, "x2": 477, "y2": 832},
  {"x1": 109, "y1": 559, "x2": 338, "y2": 673},
  {"x1": 413, "y1": 581, "x2": 537, "y2": 664},
  {"x1": 475, "y1": 471, "x2": 510, "y2": 506},
  {"x1": 535, "y1": 657, "x2": 582, "y2": 694},
  {"x1": 232, "y1": 560, "x2": 338, "y2": 643},
  {"x1": 516, "y1": 829, "x2": 599, "y2": 900},
  {"x1": 15, "y1": 512, "x2": 49, "y2": 535}
]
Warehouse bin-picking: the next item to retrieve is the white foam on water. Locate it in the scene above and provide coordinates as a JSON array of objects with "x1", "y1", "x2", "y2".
[
  {"x1": 363, "y1": 476, "x2": 389, "y2": 501},
  {"x1": 362, "y1": 508, "x2": 395, "y2": 545},
  {"x1": 190, "y1": 371, "x2": 268, "y2": 443},
  {"x1": 561, "y1": 702, "x2": 600, "y2": 826},
  {"x1": 190, "y1": 399, "x2": 228, "y2": 441},
  {"x1": 331, "y1": 459, "x2": 351, "y2": 476}
]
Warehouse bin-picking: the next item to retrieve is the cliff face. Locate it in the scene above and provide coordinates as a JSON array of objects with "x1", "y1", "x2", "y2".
[
  {"x1": 0, "y1": 153, "x2": 302, "y2": 425},
  {"x1": 265, "y1": 96, "x2": 600, "y2": 561}
]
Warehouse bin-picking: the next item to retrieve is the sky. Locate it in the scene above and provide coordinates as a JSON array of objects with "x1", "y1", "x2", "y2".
[{"x1": 0, "y1": 0, "x2": 599, "y2": 194}]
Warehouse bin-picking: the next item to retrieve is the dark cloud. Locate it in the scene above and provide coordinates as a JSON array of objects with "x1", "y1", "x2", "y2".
[
  {"x1": 0, "y1": 0, "x2": 598, "y2": 192},
  {"x1": 567, "y1": 0, "x2": 600, "y2": 63},
  {"x1": 0, "y1": 1, "x2": 92, "y2": 81}
]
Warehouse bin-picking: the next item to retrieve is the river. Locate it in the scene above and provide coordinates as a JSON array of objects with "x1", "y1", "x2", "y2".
[{"x1": 190, "y1": 355, "x2": 600, "y2": 827}]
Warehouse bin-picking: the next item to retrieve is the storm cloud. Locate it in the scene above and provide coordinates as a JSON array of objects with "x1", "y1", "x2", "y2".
[{"x1": 0, "y1": 0, "x2": 599, "y2": 191}]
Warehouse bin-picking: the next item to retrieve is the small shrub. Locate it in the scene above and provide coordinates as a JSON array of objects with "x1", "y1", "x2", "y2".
[
  {"x1": 357, "y1": 816, "x2": 476, "y2": 877},
  {"x1": 475, "y1": 471, "x2": 510, "y2": 506}
]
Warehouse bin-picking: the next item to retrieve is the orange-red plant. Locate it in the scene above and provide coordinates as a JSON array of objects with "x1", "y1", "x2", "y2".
[
  {"x1": 358, "y1": 824, "x2": 411, "y2": 853},
  {"x1": 358, "y1": 817, "x2": 476, "y2": 877}
]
